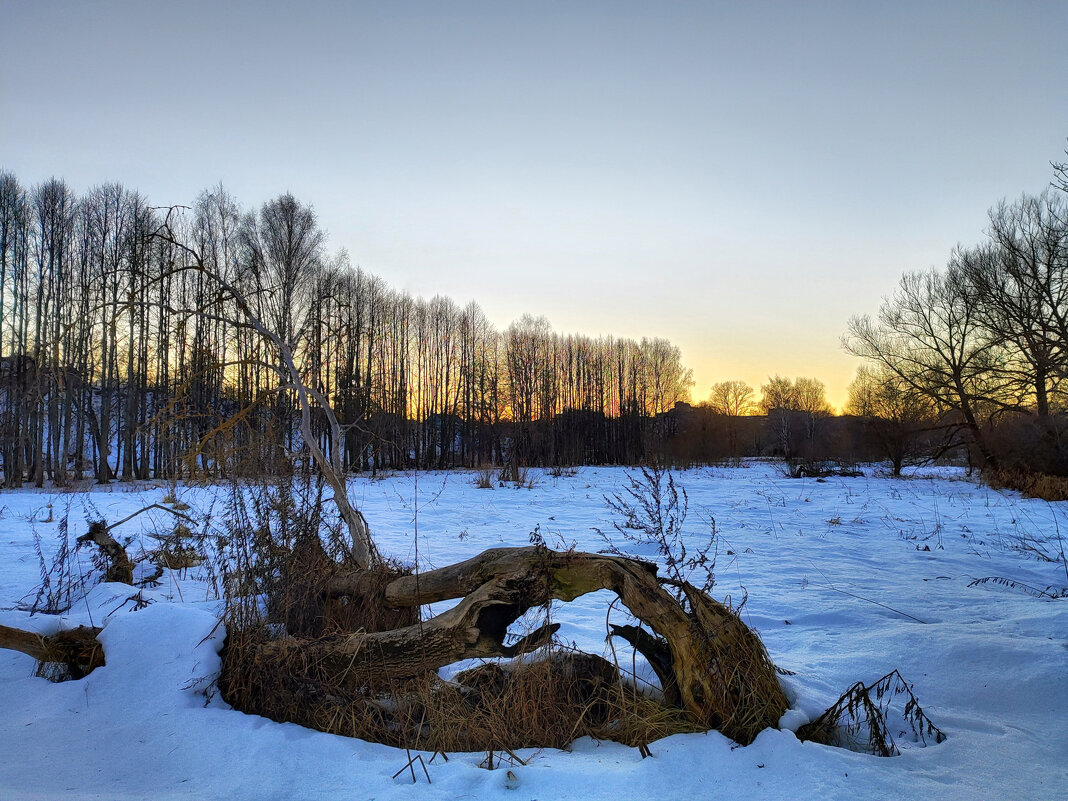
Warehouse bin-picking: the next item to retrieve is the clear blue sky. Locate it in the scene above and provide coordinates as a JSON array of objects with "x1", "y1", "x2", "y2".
[{"x1": 3, "y1": 0, "x2": 1067, "y2": 408}]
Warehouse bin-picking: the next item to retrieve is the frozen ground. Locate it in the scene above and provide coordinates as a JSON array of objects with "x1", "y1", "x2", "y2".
[{"x1": 1, "y1": 463, "x2": 1066, "y2": 800}]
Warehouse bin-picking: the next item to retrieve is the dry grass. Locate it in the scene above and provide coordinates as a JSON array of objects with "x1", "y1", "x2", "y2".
[
  {"x1": 796, "y1": 670, "x2": 946, "y2": 757},
  {"x1": 689, "y1": 596, "x2": 790, "y2": 745},
  {"x1": 986, "y1": 468, "x2": 1068, "y2": 502},
  {"x1": 151, "y1": 543, "x2": 203, "y2": 570},
  {"x1": 216, "y1": 476, "x2": 781, "y2": 754},
  {"x1": 34, "y1": 626, "x2": 105, "y2": 682},
  {"x1": 473, "y1": 467, "x2": 495, "y2": 489},
  {"x1": 220, "y1": 631, "x2": 701, "y2": 753}
]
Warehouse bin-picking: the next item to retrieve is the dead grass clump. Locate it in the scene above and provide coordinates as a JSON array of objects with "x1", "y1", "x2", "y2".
[
  {"x1": 219, "y1": 635, "x2": 701, "y2": 753},
  {"x1": 495, "y1": 457, "x2": 535, "y2": 488},
  {"x1": 35, "y1": 626, "x2": 105, "y2": 682},
  {"x1": 151, "y1": 542, "x2": 203, "y2": 570},
  {"x1": 473, "y1": 467, "x2": 495, "y2": 489},
  {"x1": 160, "y1": 492, "x2": 191, "y2": 511},
  {"x1": 796, "y1": 670, "x2": 946, "y2": 756},
  {"x1": 448, "y1": 652, "x2": 701, "y2": 751},
  {"x1": 446, "y1": 655, "x2": 616, "y2": 750},
  {"x1": 239, "y1": 527, "x2": 417, "y2": 639},
  {"x1": 987, "y1": 468, "x2": 1068, "y2": 502},
  {"x1": 319, "y1": 557, "x2": 418, "y2": 636},
  {"x1": 219, "y1": 474, "x2": 418, "y2": 639},
  {"x1": 0, "y1": 622, "x2": 105, "y2": 682}
]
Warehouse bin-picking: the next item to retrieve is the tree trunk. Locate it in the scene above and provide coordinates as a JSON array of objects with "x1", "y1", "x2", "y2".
[{"x1": 0, "y1": 623, "x2": 104, "y2": 678}]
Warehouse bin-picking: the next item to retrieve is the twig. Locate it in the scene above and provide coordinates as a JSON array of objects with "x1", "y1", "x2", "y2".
[
  {"x1": 391, "y1": 748, "x2": 431, "y2": 784},
  {"x1": 105, "y1": 503, "x2": 195, "y2": 532},
  {"x1": 807, "y1": 581, "x2": 927, "y2": 624}
]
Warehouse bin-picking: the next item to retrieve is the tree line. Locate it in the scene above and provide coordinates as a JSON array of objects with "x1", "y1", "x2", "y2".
[
  {"x1": 4, "y1": 155, "x2": 1062, "y2": 487},
  {"x1": 0, "y1": 173, "x2": 695, "y2": 486}
]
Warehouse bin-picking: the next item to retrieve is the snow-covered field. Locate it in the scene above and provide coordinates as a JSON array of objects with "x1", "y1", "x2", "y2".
[{"x1": 1, "y1": 463, "x2": 1066, "y2": 801}]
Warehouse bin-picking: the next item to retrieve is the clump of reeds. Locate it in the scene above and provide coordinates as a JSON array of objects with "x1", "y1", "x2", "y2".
[{"x1": 473, "y1": 466, "x2": 495, "y2": 489}]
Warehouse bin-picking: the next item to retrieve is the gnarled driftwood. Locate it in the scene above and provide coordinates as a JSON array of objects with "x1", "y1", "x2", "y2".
[{"x1": 287, "y1": 546, "x2": 786, "y2": 745}]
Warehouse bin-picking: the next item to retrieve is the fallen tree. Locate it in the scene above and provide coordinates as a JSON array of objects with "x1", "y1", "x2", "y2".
[
  {"x1": 252, "y1": 545, "x2": 788, "y2": 746},
  {"x1": 2, "y1": 520, "x2": 949, "y2": 757},
  {"x1": 15, "y1": 513, "x2": 785, "y2": 747}
]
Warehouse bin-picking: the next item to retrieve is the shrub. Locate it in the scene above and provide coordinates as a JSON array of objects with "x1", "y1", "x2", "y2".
[{"x1": 797, "y1": 670, "x2": 946, "y2": 756}]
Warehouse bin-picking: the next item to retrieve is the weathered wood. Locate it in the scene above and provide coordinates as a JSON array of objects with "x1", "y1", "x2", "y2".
[
  {"x1": 610, "y1": 623, "x2": 680, "y2": 707},
  {"x1": 0, "y1": 623, "x2": 104, "y2": 678},
  {"x1": 263, "y1": 570, "x2": 553, "y2": 685},
  {"x1": 370, "y1": 546, "x2": 659, "y2": 607},
  {"x1": 0, "y1": 623, "x2": 52, "y2": 662},
  {"x1": 289, "y1": 546, "x2": 786, "y2": 745},
  {"x1": 78, "y1": 520, "x2": 135, "y2": 584}
]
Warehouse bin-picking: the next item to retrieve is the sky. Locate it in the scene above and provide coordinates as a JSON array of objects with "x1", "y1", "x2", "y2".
[{"x1": 2, "y1": 1, "x2": 1067, "y2": 410}]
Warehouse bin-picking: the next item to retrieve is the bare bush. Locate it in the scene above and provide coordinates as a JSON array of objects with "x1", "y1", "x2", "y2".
[
  {"x1": 473, "y1": 466, "x2": 495, "y2": 489},
  {"x1": 596, "y1": 464, "x2": 716, "y2": 597}
]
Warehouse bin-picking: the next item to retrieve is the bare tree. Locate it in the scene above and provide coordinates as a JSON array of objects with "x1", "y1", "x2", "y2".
[
  {"x1": 706, "y1": 379, "x2": 755, "y2": 456},
  {"x1": 759, "y1": 376, "x2": 829, "y2": 459},
  {"x1": 707, "y1": 380, "x2": 755, "y2": 417},
  {"x1": 640, "y1": 337, "x2": 694, "y2": 416},
  {"x1": 150, "y1": 212, "x2": 377, "y2": 570},
  {"x1": 845, "y1": 266, "x2": 1007, "y2": 468},
  {"x1": 960, "y1": 193, "x2": 1068, "y2": 417},
  {"x1": 846, "y1": 365, "x2": 939, "y2": 475},
  {"x1": 1053, "y1": 140, "x2": 1068, "y2": 196},
  {"x1": 238, "y1": 194, "x2": 324, "y2": 463},
  {"x1": 0, "y1": 169, "x2": 706, "y2": 482},
  {"x1": 760, "y1": 375, "x2": 798, "y2": 458},
  {"x1": 0, "y1": 173, "x2": 29, "y2": 486}
]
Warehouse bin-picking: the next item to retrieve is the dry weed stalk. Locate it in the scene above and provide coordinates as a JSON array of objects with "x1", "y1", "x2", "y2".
[{"x1": 797, "y1": 670, "x2": 946, "y2": 756}]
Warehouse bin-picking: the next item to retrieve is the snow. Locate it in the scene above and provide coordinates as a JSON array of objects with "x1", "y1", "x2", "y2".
[{"x1": 1, "y1": 463, "x2": 1066, "y2": 800}]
